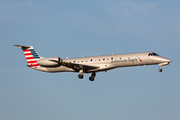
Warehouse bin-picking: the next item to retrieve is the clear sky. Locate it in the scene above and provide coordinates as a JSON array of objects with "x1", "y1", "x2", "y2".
[{"x1": 0, "y1": 0, "x2": 180, "y2": 120}]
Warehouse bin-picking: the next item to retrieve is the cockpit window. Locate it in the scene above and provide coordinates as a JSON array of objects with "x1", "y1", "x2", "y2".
[
  {"x1": 148, "y1": 52, "x2": 159, "y2": 56},
  {"x1": 152, "y1": 53, "x2": 159, "y2": 56}
]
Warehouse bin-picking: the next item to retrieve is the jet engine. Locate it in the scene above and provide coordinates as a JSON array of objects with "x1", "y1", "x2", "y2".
[{"x1": 37, "y1": 57, "x2": 61, "y2": 67}]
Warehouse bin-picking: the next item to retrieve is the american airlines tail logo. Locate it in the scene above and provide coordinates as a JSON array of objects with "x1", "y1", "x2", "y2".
[{"x1": 138, "y1": 57, "x2": 142, "y2": 62}]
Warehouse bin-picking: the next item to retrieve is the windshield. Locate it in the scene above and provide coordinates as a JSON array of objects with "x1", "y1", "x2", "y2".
[{"x1": 148, "y1": 52, "x2": 159, "y2": 56}]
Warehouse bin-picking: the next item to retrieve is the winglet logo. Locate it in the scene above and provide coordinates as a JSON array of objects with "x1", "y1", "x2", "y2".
[{"x1": 138, "y1": 57, "x2": 142, "y2": 62}]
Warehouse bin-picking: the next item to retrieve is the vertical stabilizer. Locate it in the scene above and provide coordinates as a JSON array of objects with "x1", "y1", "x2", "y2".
[{"x1": 12, "y1": 44, "x2": 41, "y2": 68}]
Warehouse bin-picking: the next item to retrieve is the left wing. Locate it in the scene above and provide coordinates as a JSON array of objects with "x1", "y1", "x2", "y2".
[{"x1": 50, "y1": 60, "x2": 99, "y2": 72}]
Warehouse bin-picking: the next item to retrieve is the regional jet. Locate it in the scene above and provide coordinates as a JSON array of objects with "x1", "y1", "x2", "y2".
[{"x1": 12, "y1": 45, "x2": 172, "y2": 81}]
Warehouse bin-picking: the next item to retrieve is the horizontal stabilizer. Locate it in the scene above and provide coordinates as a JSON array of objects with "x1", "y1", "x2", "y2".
[{"x1": 11, "y1": 44, "x2": 31, "y2": 49}]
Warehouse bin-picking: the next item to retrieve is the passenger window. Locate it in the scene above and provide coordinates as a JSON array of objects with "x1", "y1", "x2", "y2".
[
  {"x1": 107, "y1": 59, "x2": 109, "y2": 60},
  {"x1": 90, "y1": 59, "x2": 93, "y2": 61},
  {"x1": 103, "y1": 58, "x2": 105, "y2": 61},
  {"x1": 99, "y1": 59, "x2": 101, "y2": 61},
  {"x1": 74, "y1": 61, "x2": 76, "y2": 63},
  {"x1": 111, "y1": 58, "x2": 113, "y2": 60}
]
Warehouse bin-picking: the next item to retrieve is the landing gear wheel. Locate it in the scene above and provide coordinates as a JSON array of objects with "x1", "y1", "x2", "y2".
[
  {"x1": 89, "y1": 76, "x2": 94, "y2": 81},
  {"x1": 78, "y1": 74, "x2": 83, "y2": 79},
  {"x1": 158, "y1": 68, "x2": 162, "y2": 72}
]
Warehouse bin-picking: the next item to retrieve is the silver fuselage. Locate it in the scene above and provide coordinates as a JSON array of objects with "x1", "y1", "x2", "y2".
[{"x1": 35, "y1": 52, "x2": 171, "y2": 73}]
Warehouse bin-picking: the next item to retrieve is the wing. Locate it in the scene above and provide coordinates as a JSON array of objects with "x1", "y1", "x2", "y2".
[{"x1": 50, "y1": 60, "x2": 99, "y2": 72}]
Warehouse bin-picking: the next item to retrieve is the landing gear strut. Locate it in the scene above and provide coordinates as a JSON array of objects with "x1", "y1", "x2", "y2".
[
  {"x1": 89, "y1": 72, "x2": 96, "y2": 81},
  {"x1": 158, "y1": 66, "x2": 162, "y2": 72},
  {"x1": 78, "y1": 69, "x2": 84, "y2": 79}
]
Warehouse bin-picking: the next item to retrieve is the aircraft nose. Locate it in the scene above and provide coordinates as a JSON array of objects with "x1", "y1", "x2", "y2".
[
  {"x1": 163, "y1": 57, "x2": 172, "y2": 63},
  {"x1": 167, "y1": 59, "x2": 172, "y2": 63}
]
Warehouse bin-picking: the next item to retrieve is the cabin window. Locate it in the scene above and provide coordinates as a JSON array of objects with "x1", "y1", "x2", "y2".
[
  {"x1": 95, "y1": 59, "x2": 96, "y2": 61},
  {"x1": 103, "y1": 58, "x2": 105, "y2": 61},
  {"x1": 99, "y1": 59, "x2": 101, "y2": 61},
  {"x1": 115, "y1": 58, "x2": 117, "y2": 60},
  {"x1": 90, "y1": 59, "x2": 93, "y2": 61},
  {"x1": 74, "y1": 61, "x2": 76, "y2": 63},
  {"x1": 82, "y1": 61, "x2": 83, "y2": 62},
  {"x1": 111, "y1": 58, "x2": 113, "y2": 60},
  {"x1": 107, "y1": 59, "x2": 109, "y2": 60},
  {"x1": 119, "y1": 57, "x2": 121, "y2": 59}
]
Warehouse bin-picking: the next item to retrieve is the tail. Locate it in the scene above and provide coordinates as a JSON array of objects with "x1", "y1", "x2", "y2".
[{"x1": 12, "y1": 44, "x2": 41, "y2": 68}]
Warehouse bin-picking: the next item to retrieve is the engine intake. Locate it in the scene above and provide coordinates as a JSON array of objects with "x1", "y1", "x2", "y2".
[{"x1": 37, "y1": 57, "x2": 61, "y2": 67}]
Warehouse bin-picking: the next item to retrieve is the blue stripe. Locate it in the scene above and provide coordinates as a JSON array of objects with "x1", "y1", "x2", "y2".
[
  {"x1": 32, "y1": 53, "x2": 38, "y2": 56},
  {"x1": 34, "y1": 56, "x2": 40, "y2": 59},
  {"x1": 33, "y1": 55, "x2": 39, "y2": 57},
  {"x1": 30, "y1": 49, "x2": 40, "y2": 58}
]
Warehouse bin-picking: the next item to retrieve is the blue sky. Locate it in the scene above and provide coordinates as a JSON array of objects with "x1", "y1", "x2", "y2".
[{"x1": 0, "y1": 0, "x2": 180, "y2": 120}]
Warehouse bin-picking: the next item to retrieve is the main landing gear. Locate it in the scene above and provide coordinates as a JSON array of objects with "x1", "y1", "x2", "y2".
[
  {"x1": 89, "y1": 72, "x2": 96, "y2": 81},
  {"x1": 78, "y1": 70, "x2": 96, "y2": 81},
  {"x1": 78, "y1": 69, "x2": 84, "y2": 79}
]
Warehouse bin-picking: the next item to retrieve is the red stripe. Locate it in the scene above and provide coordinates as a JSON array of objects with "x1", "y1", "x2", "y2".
[
  {"x1": 26, "y1": 57, "x2": 34, "y2": 60},
  {"x1": 29, "y1": 64, "x2": 40, "y2": 67},
  {"x1": 25, "y1": 53, "x2": 32, "y2": 56},
  {"x1": 23, "y1": 49, "x2": 30, "y2": 52},
  {"x1": 27, "y1": 61, "x2": 37, "y2": 64}
]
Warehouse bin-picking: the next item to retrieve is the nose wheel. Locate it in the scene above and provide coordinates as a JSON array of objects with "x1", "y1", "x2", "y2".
[
  {"x1": 158, "y1": 68, "x2": 162, "y2": 72},
  {"x1": 89, "y1": 72, "x2": 96, "y2": 81},
  {"x1": 158, "y1": 65, "x2": 162, "y2": 72}
]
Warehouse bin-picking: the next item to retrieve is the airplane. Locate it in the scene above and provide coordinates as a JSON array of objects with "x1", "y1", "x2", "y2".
[{"x1": 12, "y1": 44, "x2": 172, "y2": 81}]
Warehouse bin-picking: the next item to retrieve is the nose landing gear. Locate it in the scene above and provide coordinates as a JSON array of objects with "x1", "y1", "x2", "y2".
[
  {"x1": 158, "y1": 68, "x2": 162, "y2": 72},
  {"x1": 158, "y1": 66, "x2": 162, "y2": 72}
]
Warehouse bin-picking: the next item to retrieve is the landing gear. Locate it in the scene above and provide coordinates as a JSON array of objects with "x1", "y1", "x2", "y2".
[
  {"x1": 89, "y1": 76, "x2": 94, "y2": 81},
  {"x1": 158, "y1": 65, "x2": 162, "y2": 72},
  {"x1": 78, "y1": 69, "x2": 84, "y2": 79},
  {"x1": 78, "y1": 74, "x2": 84, "y2": 79},
  {"x1": 89, "y1": 72, "x2": 96, "y2": 81},
  {"x1": 158, "y1": 68, "x2": 162, "y2": 72}
]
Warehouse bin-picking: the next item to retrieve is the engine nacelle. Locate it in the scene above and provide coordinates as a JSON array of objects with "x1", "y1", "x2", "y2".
[{"x1": 37, "y1": 57, "x2": 61, "y2": 67}]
